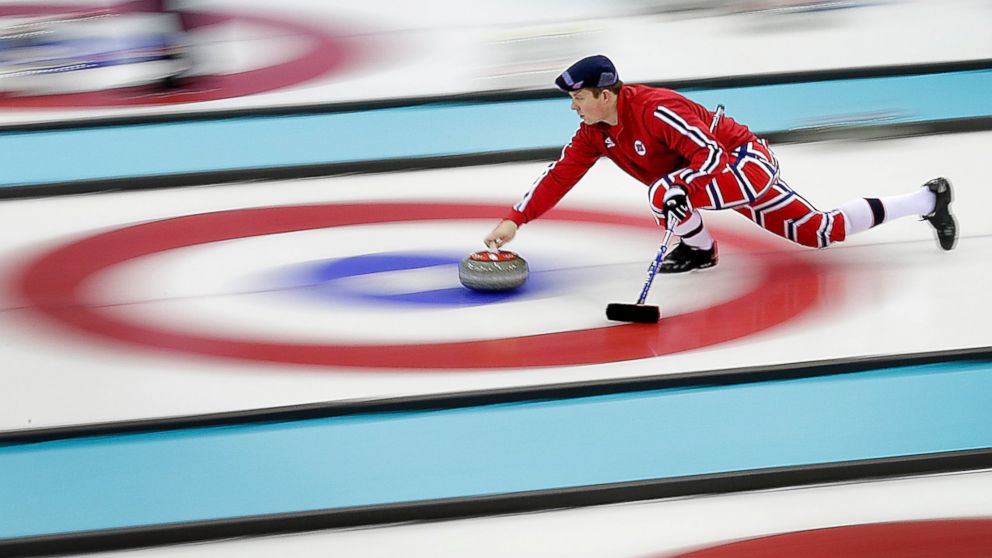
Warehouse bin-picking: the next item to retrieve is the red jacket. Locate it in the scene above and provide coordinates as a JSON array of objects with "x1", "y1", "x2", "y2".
[{"x1": 506, "y1": 84, "x2": 756, "y2": 225}]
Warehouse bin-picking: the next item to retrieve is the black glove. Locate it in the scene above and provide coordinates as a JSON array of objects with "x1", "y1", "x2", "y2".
[{"x1": 663, "y1": 185, "x2": 692, "y2": 222}]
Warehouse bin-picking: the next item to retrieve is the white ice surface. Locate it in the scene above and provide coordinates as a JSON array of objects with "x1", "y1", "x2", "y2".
[
  {"x1": 2, "y1": 0, "x2": 991, "y2": 124},
  {"x1": 0, "y1": 132, "x2": 990, "y2": 430}
]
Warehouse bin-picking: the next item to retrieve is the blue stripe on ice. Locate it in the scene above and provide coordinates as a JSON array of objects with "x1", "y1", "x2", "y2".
[
  {"x1": 2, "y1": 361, "x2": 991, "y2": 539},
  {"x1": 1, "y1": 69, "x2": 991, "y2": 187}
]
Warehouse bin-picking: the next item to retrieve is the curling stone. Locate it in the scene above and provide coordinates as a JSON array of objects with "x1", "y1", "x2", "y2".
[{"x1": 459, "y1": 250, "x2": 529, "y2": 291}]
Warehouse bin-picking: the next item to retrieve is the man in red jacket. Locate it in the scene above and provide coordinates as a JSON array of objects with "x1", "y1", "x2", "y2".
[{"x1": 484, "y1": 55, "x2": 957, "y2": 272}]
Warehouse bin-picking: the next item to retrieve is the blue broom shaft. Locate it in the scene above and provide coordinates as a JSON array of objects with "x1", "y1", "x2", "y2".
[{"x1": 636, "y1": 228, "x2": 675, "y2": 305}]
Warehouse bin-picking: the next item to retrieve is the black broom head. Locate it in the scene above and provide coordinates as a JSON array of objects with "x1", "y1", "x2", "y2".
[{"x1": 606, "y1": 303, "x2": 660, "y2": 323}]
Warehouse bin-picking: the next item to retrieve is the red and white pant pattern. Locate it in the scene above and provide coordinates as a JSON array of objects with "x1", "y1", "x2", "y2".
[{"x1": 650, "y1": 140, "x2": 846, "y2": 248}]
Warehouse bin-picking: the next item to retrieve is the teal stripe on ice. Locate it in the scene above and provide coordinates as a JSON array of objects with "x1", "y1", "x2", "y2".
[
  {"x1": 683, "y1": 70, "x2": 992, "y2": 132},
  {"x1": 0, "y1": 101, "x2": 577, "y2": 187},
  {"x1": 1, "y1": 361, "x2": 991, "y2": 539},
  {"x1": 0, "y1": 69, "x2": 991, "y2": 188}
]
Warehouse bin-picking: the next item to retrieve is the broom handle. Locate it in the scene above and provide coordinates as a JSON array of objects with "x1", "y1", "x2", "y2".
[
  {"x1": 636, "y1": 221, "x2": 677, "y2": 305},
  {"x1": 710, "y1": 104, "x2": 725, "y2": 133}
]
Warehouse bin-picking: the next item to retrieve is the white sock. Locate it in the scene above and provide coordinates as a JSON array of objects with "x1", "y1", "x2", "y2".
[
  {"x1": 881, "y1": 187, "x2": 937, "y2": 220},
  {"x1": 838, "y1": 187, "x2": 937, "y2": 236},
  {"x1": 838, "y1": 198, "x2": 875, "y2": 236},
  {"x1": 674, "y1": 211, "x2": 713, "y2": 249}
]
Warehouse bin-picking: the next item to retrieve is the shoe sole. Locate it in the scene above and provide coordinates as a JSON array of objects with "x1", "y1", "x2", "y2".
[
  {"x1": 658, "y1": 261, "x2": 719, "y2": 274},
  {"x1": 925, "y1": 177, "x2": 957, "y2": 251},
  {"x1": 937, "y1": 215, "x2": 957, "y2": 251}
]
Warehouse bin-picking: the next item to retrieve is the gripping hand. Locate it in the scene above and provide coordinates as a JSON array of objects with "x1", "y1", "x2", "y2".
[
  {"x1": 483, "y1": 219, "x2": 518, "y2": 250},
  {"x1": 663, "y1": 185, "x2": 692, "y2": 222}
]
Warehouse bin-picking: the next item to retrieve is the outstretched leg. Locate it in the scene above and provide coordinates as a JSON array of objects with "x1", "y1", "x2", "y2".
[
  {"x1": 839, "y1": 178, "x2": 956, "y2": 250},
  {"x1": 735, "y1": 179, "x2": 845, "y2": 248},
  {"x1": 739, "y1": 177, "x2": 957, "y2": 250}
]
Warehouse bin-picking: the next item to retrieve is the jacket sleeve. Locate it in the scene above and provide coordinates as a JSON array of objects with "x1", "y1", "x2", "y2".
[
  {"x1": 505, "y1": 126, "x2": 602, "y2": 225},
  {"x1": 644, "y1": 99, "x2": 732, "y2": 208}
]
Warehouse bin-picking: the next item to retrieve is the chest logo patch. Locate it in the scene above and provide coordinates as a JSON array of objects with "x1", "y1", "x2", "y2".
[
  {"x1": 634, "y1": 140, "x2": 646, "y2": 156},
  {"x1": 605, "y1": 137, "x2": 616, "y2": 148}
]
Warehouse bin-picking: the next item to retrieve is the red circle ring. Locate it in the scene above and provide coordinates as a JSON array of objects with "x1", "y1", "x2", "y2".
[
  {"x1": 664, "y1": 518, "x2": 992, "y2": 557},
  {"x1": 15, "y1": 202, "x2": 827, "y2": 369},
  {"x1": 0, "y1": 3, "x2": 362, "y2": 107}
]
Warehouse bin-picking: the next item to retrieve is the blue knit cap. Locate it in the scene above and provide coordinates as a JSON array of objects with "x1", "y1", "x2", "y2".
[{"x1": 555, "y1": 55, "x2": 618, "y2": 92}]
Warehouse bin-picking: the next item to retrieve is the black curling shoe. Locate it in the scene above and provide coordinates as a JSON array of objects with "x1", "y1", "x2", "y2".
[
  {"x1": 659, "y1": 241, "x2": 719, "y2": 273},
  {"x1": 922, "y1": 177, "x2": 957, "y2": 251}
]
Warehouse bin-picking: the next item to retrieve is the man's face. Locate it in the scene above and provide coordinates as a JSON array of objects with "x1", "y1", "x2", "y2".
[{"x1": 569, "y1": 88, "x2": 612, "y2": 125}]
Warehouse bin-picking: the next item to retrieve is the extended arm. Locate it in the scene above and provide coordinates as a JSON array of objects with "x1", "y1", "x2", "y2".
[{"x1": 484, "y1": 126, "x2": 601, "y2": 247}]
